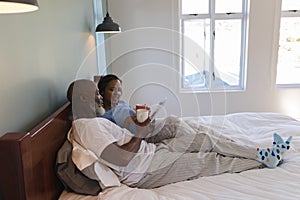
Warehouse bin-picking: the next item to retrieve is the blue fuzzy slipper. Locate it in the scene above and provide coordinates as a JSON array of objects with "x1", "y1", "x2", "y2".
[
  {"x1": 256, "y1": 133, "x2": 292, "y2": 168},
  {"x1": 272, "y1": 133, "x2": 292, "y2": 156},
  {"x1": 273, "y1": 133, "x2": 284, "y2": 145},
  {"x1": 256, "y1": 146, "x2": 282, "y2": 168}
]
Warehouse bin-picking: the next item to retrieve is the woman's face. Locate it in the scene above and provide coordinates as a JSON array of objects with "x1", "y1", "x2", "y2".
[{"x1": 102, "y1": 79, "x2": 122, "y2": 109}]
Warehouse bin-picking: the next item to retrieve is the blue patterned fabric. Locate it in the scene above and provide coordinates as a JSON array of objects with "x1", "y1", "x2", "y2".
[{"x1": 256, "y1": 133, "x2": 292, "y2": 168}]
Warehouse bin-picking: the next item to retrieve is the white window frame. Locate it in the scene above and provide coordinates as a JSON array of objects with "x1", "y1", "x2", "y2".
[
  {"x1": 180, "y1": 0, "x2": 249, "y2": 92},
  {"x1": 276, "y1": 1, "x2": 300, "y2": 88}
]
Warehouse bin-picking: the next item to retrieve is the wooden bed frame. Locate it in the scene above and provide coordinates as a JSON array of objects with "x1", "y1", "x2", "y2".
[{"x1": 0, "y1": 102, "x2": 71, "y2": 200}]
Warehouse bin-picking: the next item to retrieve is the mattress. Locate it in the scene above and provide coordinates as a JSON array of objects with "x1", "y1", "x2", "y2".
[{"x1": 59, "y1": 112, "x2": 300, "y2": 200}]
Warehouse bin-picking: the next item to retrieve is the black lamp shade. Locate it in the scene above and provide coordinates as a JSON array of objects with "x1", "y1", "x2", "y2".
[
  {"x1": 0, "y1": 0, "x2": 39, "y2": 13},
  {"x1": 96, "y1": 12, "x2": 121, "y2": 33}
]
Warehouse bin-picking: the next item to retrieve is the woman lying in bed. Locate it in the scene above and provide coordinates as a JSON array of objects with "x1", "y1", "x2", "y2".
[{"x1": 67, "y1": 79, "x2": 292, "y2": 190}]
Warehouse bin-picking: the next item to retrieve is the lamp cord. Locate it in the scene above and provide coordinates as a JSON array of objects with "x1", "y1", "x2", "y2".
[{"x1": 106, "y1": 0, "x2": 109, "y2": 14}]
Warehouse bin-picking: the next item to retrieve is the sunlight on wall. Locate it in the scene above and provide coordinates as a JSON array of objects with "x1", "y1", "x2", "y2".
[
  {"x1": 85, "y1": 34, "x2": 96, "y2": 55},
  {"x1": 74, "y1": 33, "x2": 98, "y2": 80},
  {"x1": 280, "y1": 94, "x2": 300, "y2": 119}
]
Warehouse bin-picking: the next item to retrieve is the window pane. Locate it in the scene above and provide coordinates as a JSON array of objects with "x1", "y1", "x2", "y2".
[
  {"x1": 276, "y1": 17, "x2": 300, "y2": 85},
  {"x1": 215, "y1": 0, "x2": 243, "y2": 14},
  {"x1": 182, "y1": 0, "x2": 209, "y2": 15},
  {"x1": 180, "y1": 0, "x2": 248, "y2": 91},
  {"x1": 281, "y1": 0, "x2": 300, "y2": 11},
  {"x1": 183, "y1": 19, "x2": 211, "y2": 88},
  {"x1": 214, "y1": 19, "x2": 241, "y2": 86}
]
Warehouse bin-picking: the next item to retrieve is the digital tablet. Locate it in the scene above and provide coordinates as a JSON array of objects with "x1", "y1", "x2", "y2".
[{"x1": 150, "y1": 98, "x2": 167, "y2": 120}]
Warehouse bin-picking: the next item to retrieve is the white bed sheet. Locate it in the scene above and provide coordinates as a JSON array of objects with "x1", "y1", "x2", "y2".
[{"x1": 59, "y1": 112, "x2": 300, "y2": 200}]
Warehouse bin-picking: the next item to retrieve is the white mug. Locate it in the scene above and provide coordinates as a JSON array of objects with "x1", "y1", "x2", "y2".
[{"x1": 136, "y1": 109, "x2": 149, "y2": 123}]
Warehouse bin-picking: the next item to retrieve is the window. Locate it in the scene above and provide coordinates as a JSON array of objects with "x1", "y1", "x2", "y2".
[
  {"x1": 276, "y1": 0, "x2": 300, "y2": 87},
  {"x1": 180, "y1": 0, "x2": 249, "y2": 91}
]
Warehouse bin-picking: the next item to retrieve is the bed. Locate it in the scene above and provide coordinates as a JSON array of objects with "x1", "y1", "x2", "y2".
[
  {"x1": 0, "y1": 102, "x2": 72, "y2": 200},
  {"x1": 1, "y1": 102, "x2": 300, "y2": 200}
]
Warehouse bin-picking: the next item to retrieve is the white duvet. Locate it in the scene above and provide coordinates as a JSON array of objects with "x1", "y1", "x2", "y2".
[{"x1": 59, "y1": 112, "x2": 300, "y2": 200}]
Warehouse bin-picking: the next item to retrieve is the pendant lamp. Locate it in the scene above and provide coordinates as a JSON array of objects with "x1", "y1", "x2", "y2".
[
  {"x1": 96, "y1": 0, "x2": 121, "y2": 33},
  {"x1": 0, "y1": 0, "x2": 39, "y2": 14}
]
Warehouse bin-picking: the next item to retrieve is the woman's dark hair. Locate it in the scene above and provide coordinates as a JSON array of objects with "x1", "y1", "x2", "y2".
[{"x1": 98, "y1": 74, "x2": 122, "y2": 94}]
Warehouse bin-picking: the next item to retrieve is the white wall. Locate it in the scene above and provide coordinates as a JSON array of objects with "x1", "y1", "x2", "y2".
[
  {"x1": 107, "y1": 0, "x2": 300, "y2": 119},
  {"x1": 0, "y1": 0, "x2": 100, "y2": 136}
]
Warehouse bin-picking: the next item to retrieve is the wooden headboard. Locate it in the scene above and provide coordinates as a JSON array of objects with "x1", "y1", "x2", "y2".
[{"x1": 0, "y1": 102, "x2": 72, "y2": 200}]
